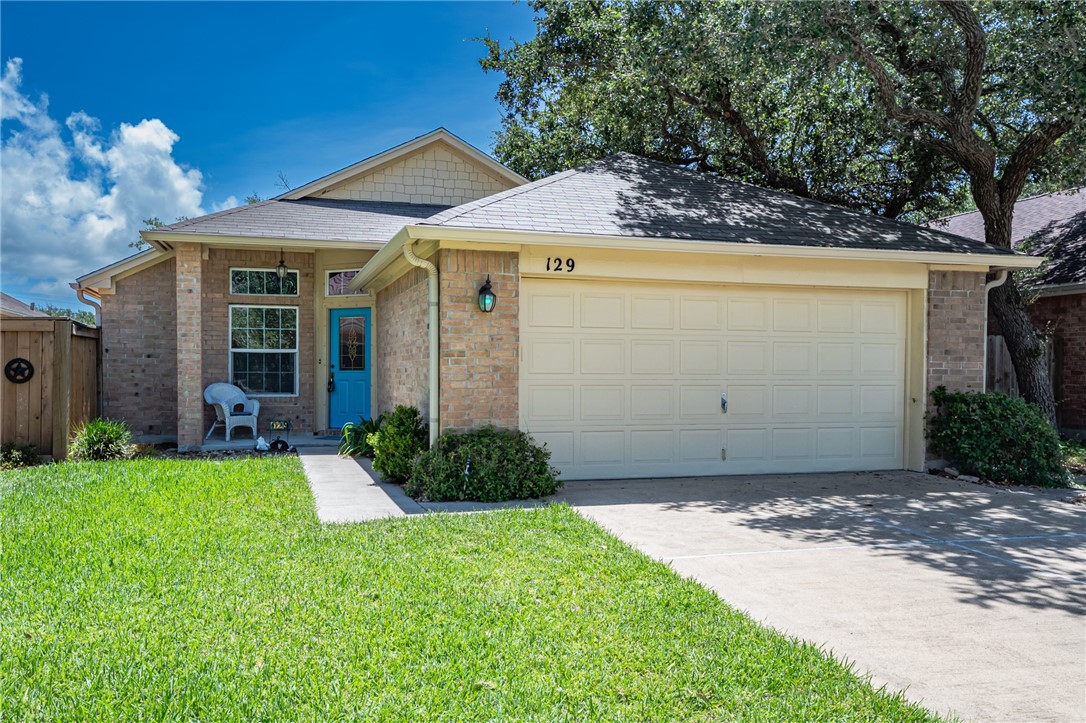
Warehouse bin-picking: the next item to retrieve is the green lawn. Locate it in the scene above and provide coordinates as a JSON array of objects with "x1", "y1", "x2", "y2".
[{"x1": 2, "y1": 457, "x2": 937, "y2": 721}]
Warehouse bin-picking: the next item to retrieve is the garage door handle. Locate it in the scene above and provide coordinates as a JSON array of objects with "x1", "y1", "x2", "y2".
[{"x1": 721, "y1": 392, "x2": 728, "y2": 413}]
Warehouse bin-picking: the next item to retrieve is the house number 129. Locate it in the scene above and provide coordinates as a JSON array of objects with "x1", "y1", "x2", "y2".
[{"x1": 546, "y1": 257, "x2": 576, "y2": 272}]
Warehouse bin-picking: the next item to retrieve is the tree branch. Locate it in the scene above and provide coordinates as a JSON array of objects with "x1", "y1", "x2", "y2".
[
  {"x1": 997, "y1": 119, "x2": 1074, "y2": 201},
  {"x1": 668, "y1": 84, "x2": 810, "y2": 197},
  {"x1": 937, "y1": 0, "x2": 987, "y2": 123}
]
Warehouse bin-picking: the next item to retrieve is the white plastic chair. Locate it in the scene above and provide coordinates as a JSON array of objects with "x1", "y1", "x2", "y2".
[{"x1": 203, "y1": 383, "x2": 260, "y2": 441}]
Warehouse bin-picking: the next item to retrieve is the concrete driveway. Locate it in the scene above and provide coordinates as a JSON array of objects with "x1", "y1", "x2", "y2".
[{"x1": 555, "y1": 471, "x2": 1086, "y2": 722}]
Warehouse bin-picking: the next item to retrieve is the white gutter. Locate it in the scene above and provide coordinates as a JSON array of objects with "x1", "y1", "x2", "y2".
[
  {"x1": 982, "y1": 269, "x2": 1010, "y2": 392},
  {"x1": 402, "y1": 240, "x2": 440, "y2": 445}
]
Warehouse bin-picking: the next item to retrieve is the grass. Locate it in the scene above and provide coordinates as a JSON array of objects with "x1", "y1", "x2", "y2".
[
  {"x1": 2, "y1": 457, "x2": 938, "y2": 721},
  {"x1": 1063, "y1": 438, "x2": 1086, "y2": 475}
]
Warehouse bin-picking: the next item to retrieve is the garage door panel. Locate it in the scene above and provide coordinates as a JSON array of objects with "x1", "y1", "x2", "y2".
[
  {"x1": 860, "y1": 427, "x2": 900, "y2": 459},
  {"x1": 772, "y1": 386, "x2": 812, "y2": 417},
  {"x1": 680, "y1": 296, "x2": 722, "y2": 330},
  {"x1": 580, "y1": 431, "x2": 626, "y2": 464},
  {"x1": 581, "y1": 338, "x2": 625, "y2": 374},
  {"x1": 532, "y1": 431, "x2": 574, "y2": 466},
  {"x1": 727, "y1": 298, "x2": 769, "y2": 330},
  {"x1": 631, "y1": 340, "x2": 674, "y2": 374},
  {"x1": 527, "y1": 385, "x2": 575, "y2": 422},
  {"x1": 773, "y1": 342, "x2": 813, "y2": 374},
  {"x1": 527, "y1": 338, "x2": 574, "y2": 374},
  {"x1": 860, "y1": 300, "x2": 901, "y2": 335},
  {"x1": 631, "y1": 385, "x2": 674, "y2": 420},
  {"x1": 773, "y1": 299, "x2": 814, "y2": 332},
  {"x1": 631, "y1": 295, "x2": 674, "y2": 329},
  {"x1": 581, "y1": 385, "x2": 625, "y2": 421},
  {"x1": 630, "y1": 430, "x2": 674, "y2": 463},
  {"x1": 679, "y1": 385, "x2": 721, "y2": 418},
  {"x1": 727, "y1": 341, "x2": 769, "y2": 374},
  {"x1": 860, "y1": 344, "x2": 899, "y2": 375},
  {"x1": 522, "y1": 280, "x2": 905, "y2": 480},
  {"x1": 679, "y1": 428, "x2": 724, "y2": 462},
  {"x1": 772, "y1": 427, "x2": 813, "y2": 459},
  {"x1": 816, "y1": 427, "x2": 855, "y2": 458},
  {"x1": 680, "y1": 340, "x2": 723, "y2": 375},
  {"x1": 727, "y1": 385, "x2": 768, "y2": 418},
  {"x1": 726, "y1": 428, "x2": 768, "y2": 461},
  {"x1": 528, "y1": 292, "x2": 574, "y2": 327},
  {"x1": 581, "y1": 293, "x2": 625, "y2": 328},
  {"x1": 817, "y1": 385, "x2": 855, "y2": 416},
  {"x1": 817, "y1": 300, "x2": 856, "y2": 332}
]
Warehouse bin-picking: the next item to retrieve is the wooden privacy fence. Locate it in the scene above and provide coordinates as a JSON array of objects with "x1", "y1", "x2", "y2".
[
  {"x1": 1, "y1": 317, "x2": 100, "y2": 459},
  {"x1": 986, "y1": 334, "x2": 1061, "y2": 423}
]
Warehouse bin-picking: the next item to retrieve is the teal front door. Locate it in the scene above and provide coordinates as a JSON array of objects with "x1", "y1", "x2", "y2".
[{"x1": 329, "y1": 308, "x2": 371, "y2": 428}]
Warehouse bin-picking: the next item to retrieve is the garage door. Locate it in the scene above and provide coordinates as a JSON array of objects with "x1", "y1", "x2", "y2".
[{"x1": 520, "y1": 279, "x2": 906, "y2": 480}]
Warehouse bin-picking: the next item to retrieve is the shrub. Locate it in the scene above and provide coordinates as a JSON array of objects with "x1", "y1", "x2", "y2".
[
  {"x1": 69, "y1": 418, "x2": 134, "y2": 462},
  {"x1": 367, "y1": 406, "x2": 427, "y2": 483},
  {"x1": 0, "y1": 443, "x2": 38, "y2": 470},
  {"x1": 927, "y1": 386, "x2": 1069, "y2": 487},
  {"x1": 408, "y1": 426, "x2": 561, "y2": 502},
  {"x1": 340, "y1": 414, "x2": 384, "y2": 458}
]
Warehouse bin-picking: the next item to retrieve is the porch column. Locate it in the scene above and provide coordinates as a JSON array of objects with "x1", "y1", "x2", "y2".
[{"x1": 176, "y1": 242, "x2": 204, "y2": 449}]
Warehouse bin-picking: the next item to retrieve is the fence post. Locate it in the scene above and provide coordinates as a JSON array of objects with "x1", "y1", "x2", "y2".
[{"x1": 51, "y1": 319, "x2": 72, "y2": 459}]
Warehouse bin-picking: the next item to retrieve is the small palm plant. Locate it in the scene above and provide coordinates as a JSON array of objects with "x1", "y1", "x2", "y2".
[{"x1": 339, "y1": 414, "x2": 384, "y2": 458}]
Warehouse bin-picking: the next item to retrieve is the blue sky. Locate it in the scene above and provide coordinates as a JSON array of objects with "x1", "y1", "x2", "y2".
[{"x1": 0, "y1": 1, "x2": 536, "y2": 308}]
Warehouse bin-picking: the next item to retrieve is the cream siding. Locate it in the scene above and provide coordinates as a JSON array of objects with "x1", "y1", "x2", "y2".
[{"x1": 313, "y1": 143, "x2": 517, "y2": 206}]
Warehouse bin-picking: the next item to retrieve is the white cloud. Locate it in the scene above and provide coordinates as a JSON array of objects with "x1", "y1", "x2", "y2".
[
  {"x1": 0, "y1": 58, "x2": 208, "y2": 304},
  {"x1": 212, "y1": 195, "x2": 239, "y2": 213}
]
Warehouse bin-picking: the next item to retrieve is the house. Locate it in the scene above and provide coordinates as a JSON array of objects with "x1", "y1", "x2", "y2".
[
  {"x1": 933, "y1": 188, "x2": 1085, "y2": 438},
  {"x1": 1, "y1": 292, "x2": 49, "y2": 318},
  {"x1": 73, "y1": 128, "x2": 1038, "y2": 479}
]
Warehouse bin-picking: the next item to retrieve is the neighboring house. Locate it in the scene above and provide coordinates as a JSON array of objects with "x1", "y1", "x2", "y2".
[
  {"x1": 0, "y1": 292, "x2": 49, "y2": 318},
  {"x1": 74, "y1": 128, "x2": 1038, "y2": 480},
  {"x1": 933, "y1": 188, "x2": 1085, "y2": 437}
]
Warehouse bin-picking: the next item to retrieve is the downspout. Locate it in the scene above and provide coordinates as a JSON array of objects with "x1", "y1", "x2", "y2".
[
  {"x1": 74, "y1": 286, "x2": 102, "y2": 327},
  {"x1": 402, "y1": 241, "x2": 440, "y2": 445},
  {"x1": 983, "y1": 269, "x2": 1010, "y2": 392}
]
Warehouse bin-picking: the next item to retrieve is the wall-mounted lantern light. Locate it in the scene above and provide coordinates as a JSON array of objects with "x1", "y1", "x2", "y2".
[
  {"x1": 478, "y1": 275, "x2": 496, "y2": 313},
  {"x1": 276, "y1": 249, "x2": 288, "y2": 280}
]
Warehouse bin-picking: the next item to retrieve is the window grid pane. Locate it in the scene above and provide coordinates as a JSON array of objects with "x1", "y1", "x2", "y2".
[
  {"x1": 230, "y1": 269, "x2": 299, "y2": 296},
  {"x1": 229, "y1": 304, "x2": 298, "y2": 394}
]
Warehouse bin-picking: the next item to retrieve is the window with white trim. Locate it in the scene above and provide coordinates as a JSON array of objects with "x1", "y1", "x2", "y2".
[
  {"x1": 229, "y1": 305, "x2": 298, "y2": 395},
  {"x1": 230, "y1": 268, "x2": 299, "y2": 296}
]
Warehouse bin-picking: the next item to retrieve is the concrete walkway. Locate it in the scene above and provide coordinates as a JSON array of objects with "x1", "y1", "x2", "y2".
[{"x1": 298, "y1": 449, "x2": 422, "y2": 522}]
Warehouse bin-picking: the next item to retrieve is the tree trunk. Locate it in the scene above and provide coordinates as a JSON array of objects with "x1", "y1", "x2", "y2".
[
  {"x1": 988, "y1": 279, "x2": 1057, "y2": 425},
  {"x1": 973, "y1": 189, "x2": 1058, "y2": 425}
]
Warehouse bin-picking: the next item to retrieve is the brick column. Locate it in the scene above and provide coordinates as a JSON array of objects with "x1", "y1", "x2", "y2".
[
  {"x1": 926, "y1": 270, "x2": 987, "y2": 396},
  {"x1": 438, "y1": 249, "x2": 519, "y2": 431},
  {"x1": 175, "y1": 243, "x2": 204, "y2": 449}
]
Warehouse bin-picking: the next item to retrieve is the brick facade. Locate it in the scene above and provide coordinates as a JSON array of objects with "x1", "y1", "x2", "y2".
[
  {"x1": 438, "y1": 250, "x2": 519, "y2": 432},
  {"x1": 100, "y1": 257, "x2": 177, "y2": 436},
  {"x1": 200, "y1": 248, "x2": 316, "y2": 436},
  {"x1": 176, "y1": 243, "x2": 204, "y2": 448},
  {"x1": 926, "y1": 270, "x2": 987, "y2": 395},
  {"x1": 375, "y1": 265, "x2": 430, "y2": 417},
  {"x1": 1026, "y1": 293, "x2": 1086, "y2": 430}
]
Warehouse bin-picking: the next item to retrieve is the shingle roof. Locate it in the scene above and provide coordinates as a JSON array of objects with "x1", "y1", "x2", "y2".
[
  {"x1": 929, "y1": 188, "x2": 1086, "y2": 286},
  {"x1": 422, "y1": 153, "x2": 1014, "y2": 257},
  {"x1": 156, "y1": 198, "x2": 451, "y2": 243},
  {"x1": 0, "y1": 292, "x2": 48, "y2": 317}
]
